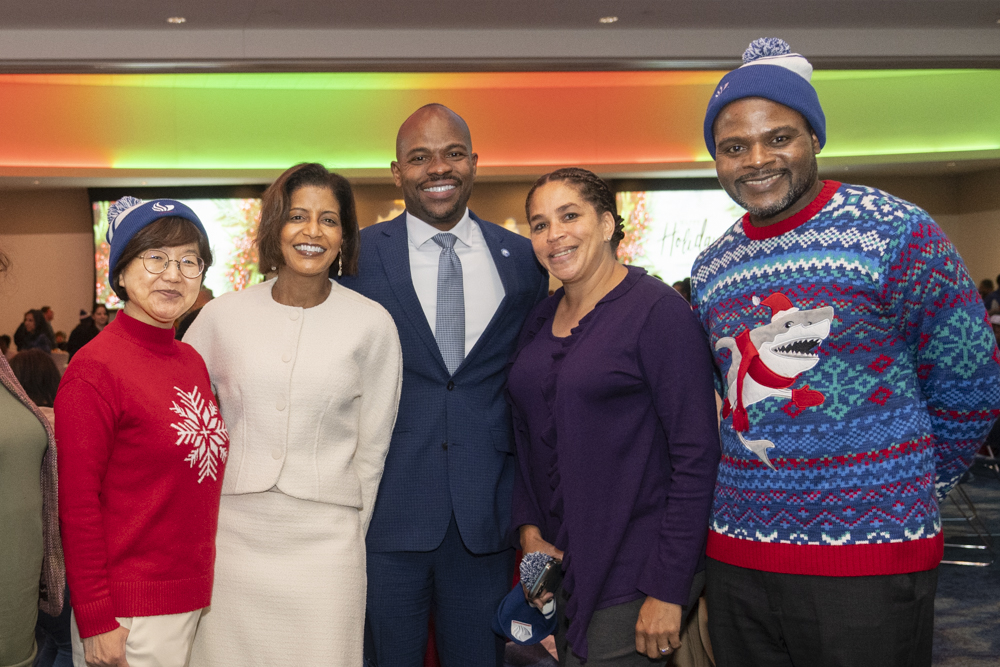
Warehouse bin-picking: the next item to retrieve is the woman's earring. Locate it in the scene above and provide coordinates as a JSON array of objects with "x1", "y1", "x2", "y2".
[
  {"x1": 270, "y1": 266, "x2": 277, "y2": 272},
  {"x1": 337, "y1": 254, "x2": 342, "y2": 278}
]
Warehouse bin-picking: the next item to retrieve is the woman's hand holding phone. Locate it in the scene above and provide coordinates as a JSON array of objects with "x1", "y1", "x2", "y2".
[
  {"x1": 519, "y1": 525, "x2": 564, "y2": 561},
  {"x1": 518, "y1": 525, "x2": 565, "y2": 611}
]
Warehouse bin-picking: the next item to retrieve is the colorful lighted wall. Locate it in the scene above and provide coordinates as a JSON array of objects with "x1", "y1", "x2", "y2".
[{"x1": 0, "y1": 70, "x2": 996, "y2": 173}]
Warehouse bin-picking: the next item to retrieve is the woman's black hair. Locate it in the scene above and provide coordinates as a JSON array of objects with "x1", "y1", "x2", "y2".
[{"x1": 9, "y1": 349, "x2": 61, "y2": 408}]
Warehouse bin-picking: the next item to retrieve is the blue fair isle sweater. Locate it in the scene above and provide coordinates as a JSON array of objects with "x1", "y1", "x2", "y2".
[{"x1": 691, "y1": 181, "x2": 1000, "y2": 576}]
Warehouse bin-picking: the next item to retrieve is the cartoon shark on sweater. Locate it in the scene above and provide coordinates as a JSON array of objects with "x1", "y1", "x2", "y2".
[{"x1": 716, "y1": 293, "x2": 834, "y2": 470}]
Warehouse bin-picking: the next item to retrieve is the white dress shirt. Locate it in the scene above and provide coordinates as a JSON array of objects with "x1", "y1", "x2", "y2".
[{"x1": 406, "y1": 209, "x2": 505, "y2": 357}]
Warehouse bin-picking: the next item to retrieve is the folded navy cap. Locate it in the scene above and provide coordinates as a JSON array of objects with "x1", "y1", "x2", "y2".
[{"x1": 492, "y1": 585, "x2": 557, "y2": 645}]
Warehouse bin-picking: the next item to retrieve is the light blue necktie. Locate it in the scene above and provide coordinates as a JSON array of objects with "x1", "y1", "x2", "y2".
[{"x1": 432, "y1": 233, "x2": 465, "y2": 375}]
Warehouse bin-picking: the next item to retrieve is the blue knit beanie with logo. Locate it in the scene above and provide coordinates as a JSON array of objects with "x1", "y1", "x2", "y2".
[
  {"x1": 703, "y1": 38, "x2": 826, "y2": 158},
  {"x1": 106, "y1": 197, "x2": 208, "y2": 278},
  {"x1": 491, "y1": 585, "x2": 557, "y2": 646}
]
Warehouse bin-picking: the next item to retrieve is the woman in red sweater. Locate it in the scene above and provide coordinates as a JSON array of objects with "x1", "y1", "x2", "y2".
[{"x1": 55, "y1": 198, "x2": 229, "y2": 667}]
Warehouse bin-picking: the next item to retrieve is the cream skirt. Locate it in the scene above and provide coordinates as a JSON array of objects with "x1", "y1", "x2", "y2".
[{"x1": 189, "y1": 491, "x2": 365, "y2": 667}]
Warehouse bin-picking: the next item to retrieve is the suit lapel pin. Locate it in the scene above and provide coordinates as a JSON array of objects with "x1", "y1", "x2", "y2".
[{"x1": 501, "y1": 248, "x2": 510, "y2": 257}]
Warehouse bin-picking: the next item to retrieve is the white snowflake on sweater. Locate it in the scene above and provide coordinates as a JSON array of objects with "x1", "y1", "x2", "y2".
[{"x1": 170, "y1": 386, "x2": 229, "y2": 483}]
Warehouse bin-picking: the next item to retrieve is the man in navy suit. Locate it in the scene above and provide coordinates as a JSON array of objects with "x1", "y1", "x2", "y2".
[{"x1": 342, "y1": 104, "x2": 548, "y2": 666}]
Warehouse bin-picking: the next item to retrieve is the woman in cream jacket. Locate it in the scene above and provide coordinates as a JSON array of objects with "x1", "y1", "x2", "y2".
[{"x1": 185, "y1": 163, "x2": 402, "y2": 666}]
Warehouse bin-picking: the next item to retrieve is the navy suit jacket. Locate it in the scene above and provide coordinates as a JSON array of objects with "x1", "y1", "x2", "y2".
[{"x1": 341, "y1": 211, "x2": 548, "y2": 554}]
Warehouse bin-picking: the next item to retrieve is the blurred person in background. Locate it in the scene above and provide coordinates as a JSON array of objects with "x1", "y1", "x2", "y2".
[
  {"x1": 16, "y1": 310, "x2": 53, "y2": 353},
  {"x1": 978, "y1": 279, "x2": 994, "y2": 305},
  {"x1": 66, "y1": 305, "x2": 108, "y2": 362},
  {"x1": 1, "y1": 334, "x2": 13, "y2": 360},
  {"x1": 984, "y1": 275, "x2": 1000, "y2": 314},
  {"x1": 9, "y1": 349, "x2": 72, "y2": 667},
  {"x1": 10, "y1": 350, "x2": 60, "y2": 425},
  {"x1": 56, "y1": 198, "x2": 227, "y2": 667},
  {"x1": 174, "y1": 287, "x2": 213, "y2": 340},
  {"x1": 0, "y1": 245, "x2": 66, "y2": 667},
  {"x1": 40, "y1": 307, "x2": 57, "y2": 348},
  {"x1": 50, "y1": 334, "x2": 69, "y2": 375},
  {"x1": 671, "y1": 278, "x2": 692, "y2": 303}
]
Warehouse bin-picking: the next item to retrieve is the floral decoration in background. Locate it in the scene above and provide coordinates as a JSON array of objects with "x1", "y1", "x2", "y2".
[{"x1": 616, "y1": 191, "x2": 649, "y2": 266}]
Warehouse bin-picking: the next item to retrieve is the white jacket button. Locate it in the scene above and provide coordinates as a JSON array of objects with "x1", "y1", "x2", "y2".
[
  {"x1": 281, "y1": 352, "x2": 292, "y2": 363},
  {"x1": 289, "y1": 311, "x2": 300, "y2": 321},
  {"x1": 276, "y1": 398, "x2": 286, "y2": 411},
  {"x1": 271, "y1": 448, "x2": 282, "y2": 460}
]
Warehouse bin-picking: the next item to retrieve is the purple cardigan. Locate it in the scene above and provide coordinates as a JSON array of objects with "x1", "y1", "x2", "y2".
[{"x1": 507, "y1": 266, "x2": 720, "y2": 660}]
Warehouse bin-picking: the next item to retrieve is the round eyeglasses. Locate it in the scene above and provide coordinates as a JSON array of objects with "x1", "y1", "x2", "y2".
[{"x1": 140, "y1": 250, "x2": 205, "y2": 278}]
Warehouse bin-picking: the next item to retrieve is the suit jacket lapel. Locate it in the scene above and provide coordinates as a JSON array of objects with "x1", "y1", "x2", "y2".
[
  {"x1": 460, "y1": 212, "x2": 521, "y2": 369},
  {"x1": 376, "y1": 214, "x2": 447, "y2": 370}
]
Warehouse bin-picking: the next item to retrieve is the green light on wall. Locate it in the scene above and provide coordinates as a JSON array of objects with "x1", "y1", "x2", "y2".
[
  {"x1": 821, "y1": 144, "x2": 1000, "y2": 159},
  {"x1": 6, "y1": 69, "x2": 998, "y2": 172}
]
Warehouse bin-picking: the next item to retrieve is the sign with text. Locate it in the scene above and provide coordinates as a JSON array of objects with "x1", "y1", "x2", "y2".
[{"x1": 617, "y1": 190, "x2": 744, "y2": 285}]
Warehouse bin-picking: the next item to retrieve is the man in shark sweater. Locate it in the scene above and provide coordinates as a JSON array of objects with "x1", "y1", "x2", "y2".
[{"x1": 691, "y1": 38, "x2": 1000, "y2": 667}]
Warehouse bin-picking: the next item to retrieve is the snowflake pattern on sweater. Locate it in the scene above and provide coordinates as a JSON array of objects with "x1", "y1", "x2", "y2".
[
  {"x1": 170, "y1": 386, "x2": 229, "y2": 483},
  {"x1": 691, "y1": 181, "x2": 1000, "y2": 575}
]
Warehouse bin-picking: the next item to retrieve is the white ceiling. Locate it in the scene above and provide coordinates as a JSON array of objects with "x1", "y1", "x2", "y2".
[
  {"x1": 0, "y1": 0, "x2": 996, "y2": 30},
  {"x1": 0, "y1": 0, "x2": 996, "y2": 70}
]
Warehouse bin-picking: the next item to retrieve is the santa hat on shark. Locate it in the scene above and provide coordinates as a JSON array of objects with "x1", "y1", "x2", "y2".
[{"x1": 752, "y1": 293, "x2": 798, "y2": 320}]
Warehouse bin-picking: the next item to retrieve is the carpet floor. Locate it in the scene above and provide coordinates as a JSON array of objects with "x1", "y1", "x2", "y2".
[{"x1": 933, "y1": 461, "x2": 1000, "y2": 666}]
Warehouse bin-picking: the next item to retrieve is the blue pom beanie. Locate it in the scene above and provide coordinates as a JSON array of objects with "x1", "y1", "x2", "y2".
[
  {"x1": 491, "y1": 585, "x2": 557, "y2": 646},
  {"x1": 704, "y1": 38, "x2": 826, "y2": 158},
  {"x1": 106, "y1": 197, "x2": 209, "y2": 278}
]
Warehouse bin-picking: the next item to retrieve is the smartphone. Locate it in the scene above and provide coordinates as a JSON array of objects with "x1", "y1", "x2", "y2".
[{"x1": 527, "y1": 558, "x2": 563, "y2": 599}]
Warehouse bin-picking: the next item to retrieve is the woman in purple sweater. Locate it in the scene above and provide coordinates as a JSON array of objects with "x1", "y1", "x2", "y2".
[{"x1": 508, "y1": 168, "x2": 721, "y2": 666}]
